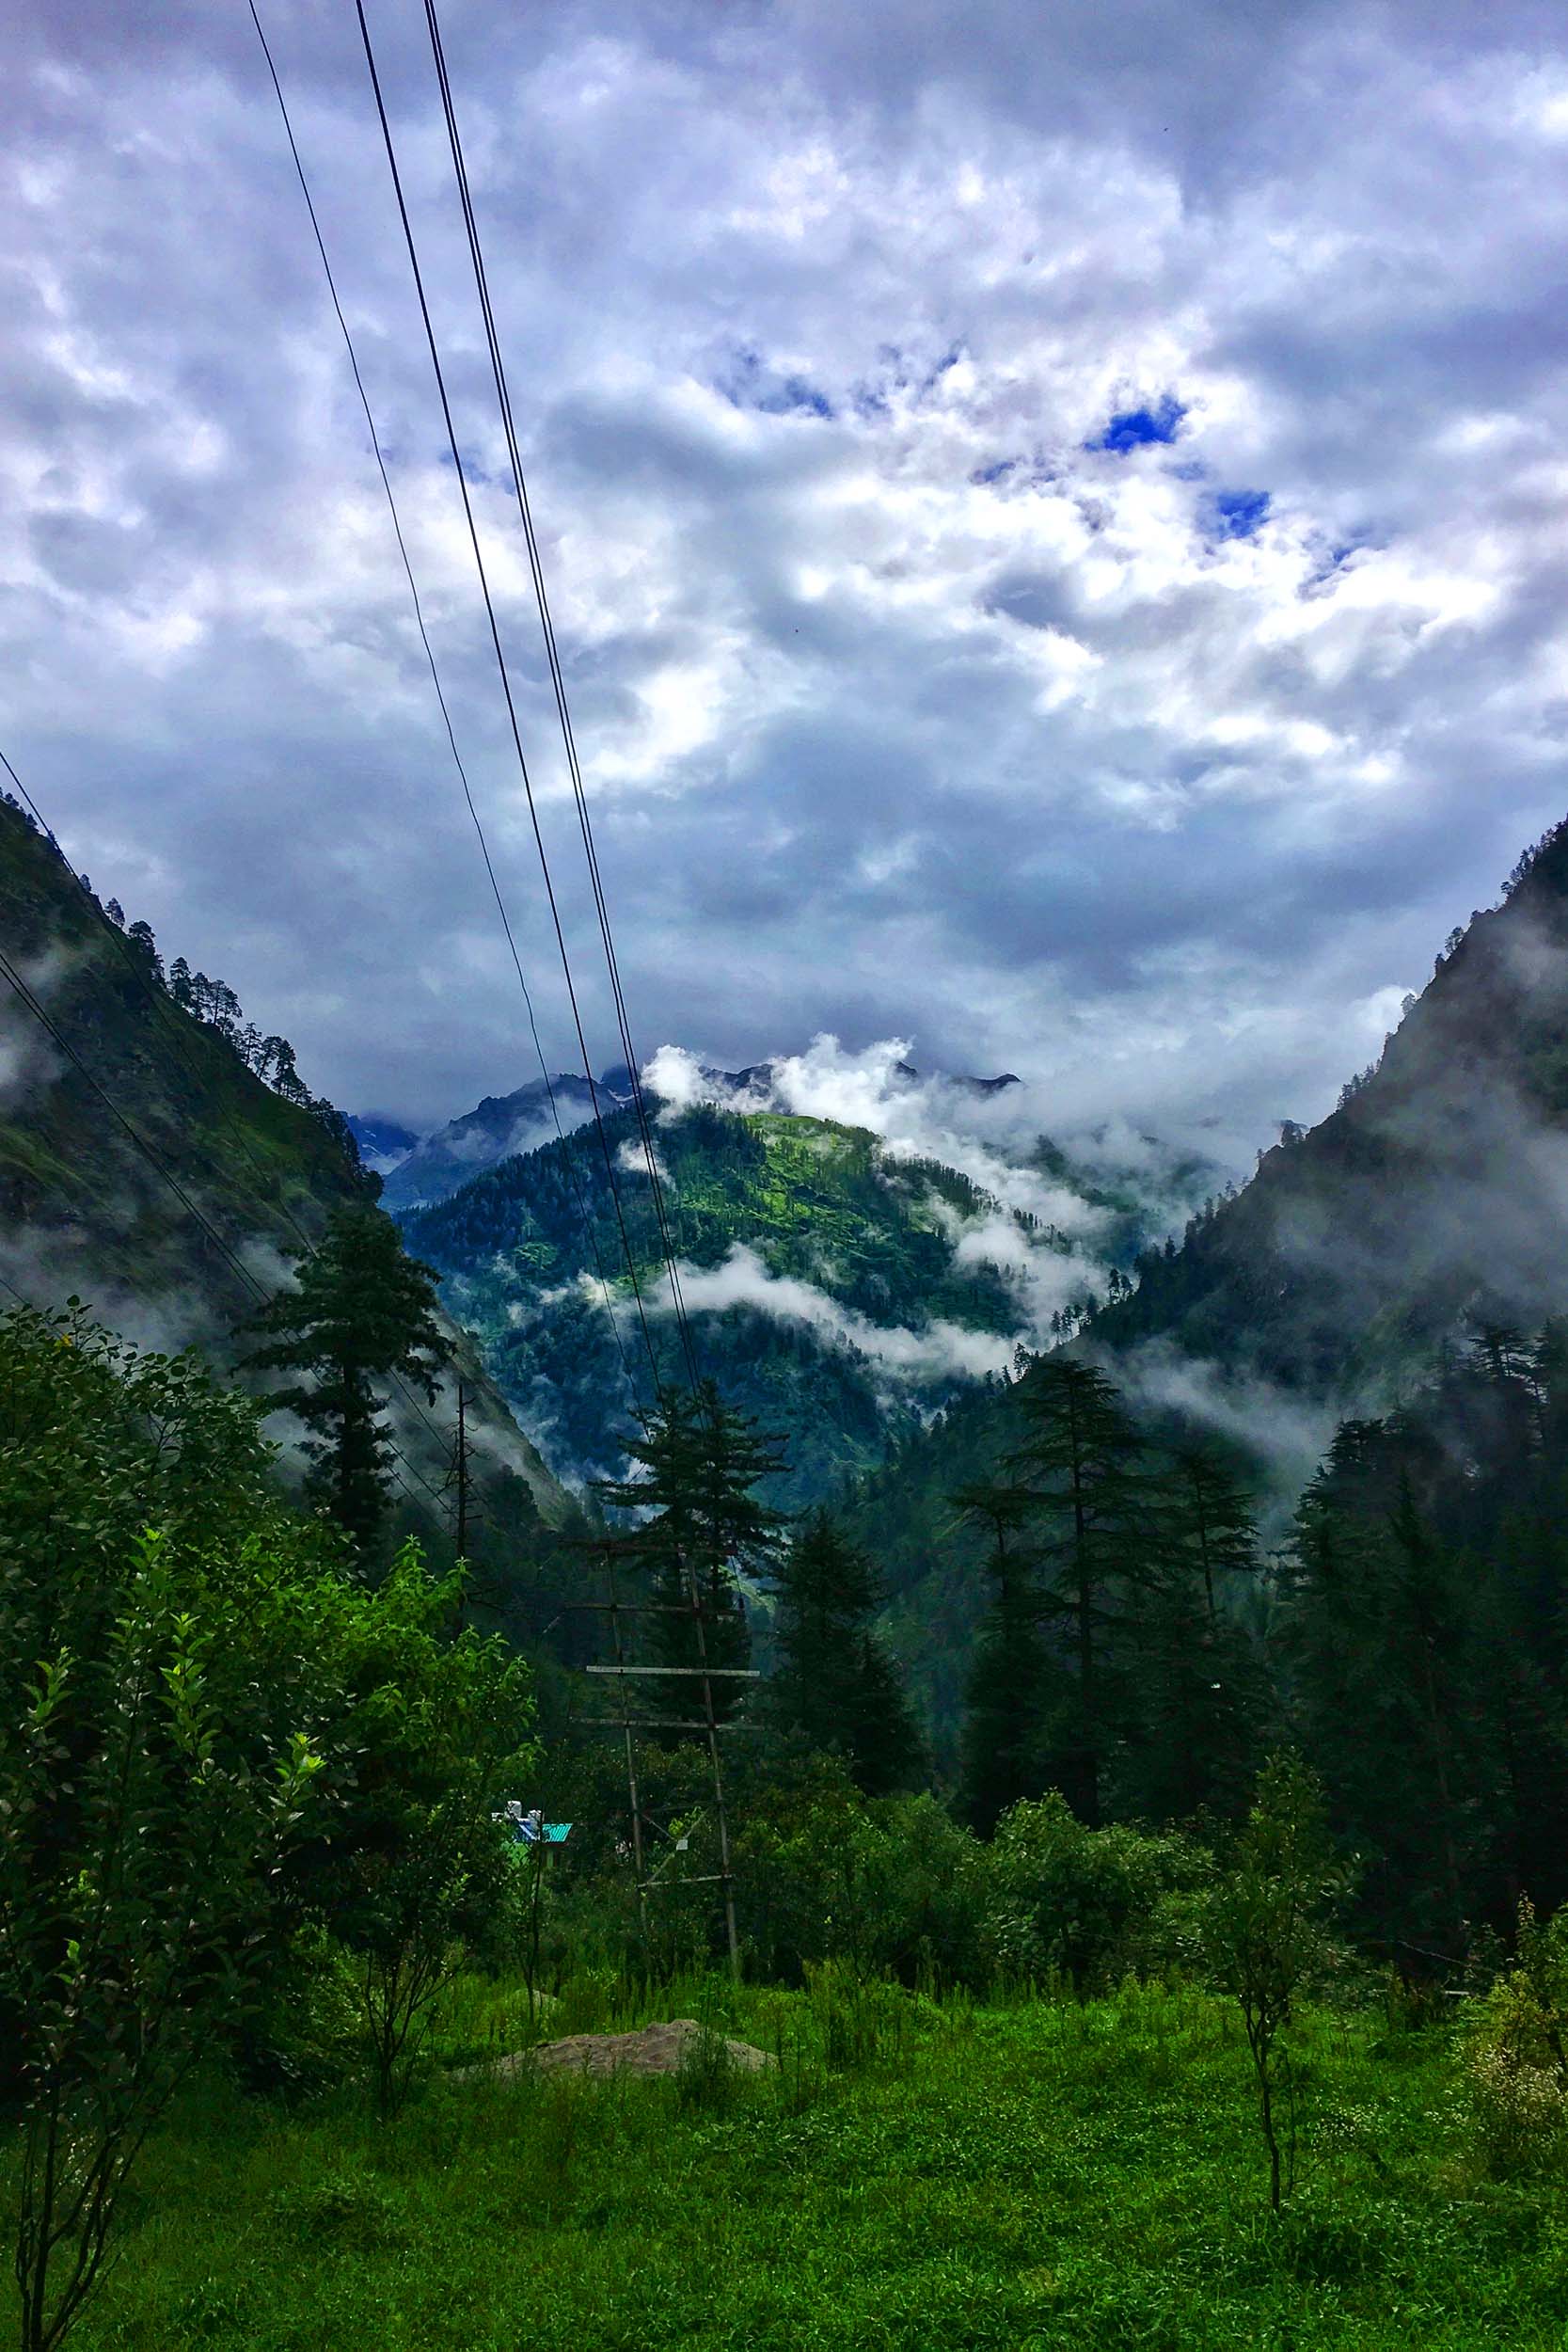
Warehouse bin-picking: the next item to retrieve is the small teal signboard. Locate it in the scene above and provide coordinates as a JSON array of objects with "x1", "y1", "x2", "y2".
[{"x1": 496, "y1": 1801, "x2": 573, "y2": 1846}]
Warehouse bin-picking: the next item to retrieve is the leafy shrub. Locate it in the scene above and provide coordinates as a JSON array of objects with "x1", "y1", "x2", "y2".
[
  {"x1": 1455, "y1": 1899, "x2": 1568, "y2": 2176},
  {"x1": 0, "y1": 1304, "x2": 535, "y2": 2347},
  {"x1": 237, "y1": 1923, "x2": 362, "y2": 2099},
  {"x1": 1200, "y1": 1752, "x2": 1342, "y2": 2210},
  {"x1": 979, "y1": 1791, "x2": 1212, "y2": 1990},
  {"x1": 734, "y1": 1760, "x2": 985, "y2": 1984},
  {"x1": 675, "y1": 2023, "x2": 738, "y2": 2114}
]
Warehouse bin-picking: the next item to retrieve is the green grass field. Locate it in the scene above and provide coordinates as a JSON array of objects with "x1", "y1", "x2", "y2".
[{"x1": 36, "y1": 1971, "x2": 1568, "y2": 2352}]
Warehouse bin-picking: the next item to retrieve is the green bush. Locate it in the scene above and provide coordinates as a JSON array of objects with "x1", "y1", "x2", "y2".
[
  {"x1": 0, "y1": 1305, "x2": 535, "y2": 2347},
  {"x1": 1454, "y1": 1898, "x2": 1568, "y2": 2176},
  {"x1": 733, "y1": 1757, "x2": 985, "y2": 1984},
  {"x1": 978, "y1": 1790, "x2": 1212, "y2": 1990}
]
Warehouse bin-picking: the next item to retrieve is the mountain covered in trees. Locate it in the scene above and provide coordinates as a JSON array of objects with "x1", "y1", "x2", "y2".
[
  {"x1": 371, "y1": 1056, "x2": 1026, "y2": 1212},
  {"x1": 847, "y1": 813, "x2": 1568, "y2": 1755},
  {"x1": 376, "y1": 1068, "x2": 633, "y2": 1210},
  {"x1": 0, "y1": 792, "x2": 571, "y2": 1557},
  {"x1": 400, "y1": 1091, "x2": 1213, "y2": 1504},
  {"x1": 1092, "y1": 818, "x2": 1568, "y2": 1397}
]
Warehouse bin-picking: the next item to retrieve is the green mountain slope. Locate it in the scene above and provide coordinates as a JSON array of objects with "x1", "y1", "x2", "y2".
[
  {"x1": 0, "y1": 792, "x2": 571, "y2": 1537},
  {"x1": 0, "y1": 798, "x2": 360, "y2": 1312},
  {"x1": 1092, "y1": 812, "x2": 1568, "y2": 1397},
  {"x1": 845, "y1": 810, "x2": 1568, "y2": 1758},
  {"x1": 402, "y1": 1092, "x2": 1203, "y2": 1505}
]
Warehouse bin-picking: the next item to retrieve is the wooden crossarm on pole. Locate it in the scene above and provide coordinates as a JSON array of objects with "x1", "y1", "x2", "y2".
[
  {"x1": 584, "y1": 1663, "x2": 761, "y2": 1677},
  {"x1": 574, "y1": 1716, "x2": 763, "y2": 1734}
]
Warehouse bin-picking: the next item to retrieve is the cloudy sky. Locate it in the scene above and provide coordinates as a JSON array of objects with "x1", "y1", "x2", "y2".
[{"x1": 7, "y1": 0, "x2": 1568, "y2": 1149}]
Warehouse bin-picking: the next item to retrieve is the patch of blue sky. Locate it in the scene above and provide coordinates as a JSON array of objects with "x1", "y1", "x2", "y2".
[
  {"x1": 1089, "y1": 392, "x2": 1186, "y2": 453},
  {"x1": 767, "y1": 377, "x2": 834, "y2": 420},
  {"x1": 720, "y1": 346, "x2": 834, "y2": 421},
  {"x1": 439, "y1": 449, "x2": 516, "y2": 496},
  {"x1": 1299, "y1": 532, "x2": 1370, "y2": 596},
  {"x1": 849, "y1": 341, "x2": 966, "y2": 416},
  {"x1": 918, "y1": 341, "x2": 965, "y2": 396},
  {"x1": 1211, "y1": 488, "x2": 1271, "y2": 541}
]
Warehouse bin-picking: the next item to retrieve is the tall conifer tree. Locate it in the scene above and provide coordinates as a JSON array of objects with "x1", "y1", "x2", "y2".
[
  {"x1": 1003, "y1": 1359, "x2": 1146, "y2": 1826},
  {"x1": 240, "y1": 1201, "x2": 449, "y2": 1557},
  {"x1": 958, "y1": 1485, "x2": 1050, "y2": 1835},
  {"x1": 768, "y1": 1511, "x2": 924, "y2": 1793}
]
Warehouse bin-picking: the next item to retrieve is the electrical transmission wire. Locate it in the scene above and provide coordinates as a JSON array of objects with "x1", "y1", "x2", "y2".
[
  {"x1": 419, "y1": 0, "x2": 703, "y2": 1398},
  {"x1": 351, "y1": 0, "x2": 668, "y2": 1398},
  {"x1": 245, "y1": 0, "x2": 633, "y2": 1395}
]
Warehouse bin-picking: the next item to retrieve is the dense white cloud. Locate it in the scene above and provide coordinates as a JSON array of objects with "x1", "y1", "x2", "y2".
[
  {"x1": 652, "y1": 1241, "x2": 1017, "y2": 1385},
  {"x1": 5, "y1": 1, "x2": 1566, "y2": 1137},
  {"x1": 643, "y1": 1032, "x2": 1198, "y2": 1350}
]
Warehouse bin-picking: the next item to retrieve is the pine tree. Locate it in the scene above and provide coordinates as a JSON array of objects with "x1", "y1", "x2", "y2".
[
  {"x1": 125, "y1": 920, "x2": 163, "y2": 986},
  {"x1": 958, "y1": 1483, "x2": 1051, "y2": 1835},
  {"x1": 768, "y1": 1511, "x2": 923, "y2": 1794},
  {"x1": 1003, "y1": 1359, "x2": 1147, "y2": 1826},
  {"x1": 1280, "y1": 1414, "x2": 1479, "y2": 1956},
  {"x1": 239, "y1": 1202, "x2": 449, "y2": 1557},
  {"x1": 1168, "y1": 1444, "x2": 1259, "y2": 1626},
  {"x1": 1113, "y1": 1441, "x2": 1266, "y2": 1824}
]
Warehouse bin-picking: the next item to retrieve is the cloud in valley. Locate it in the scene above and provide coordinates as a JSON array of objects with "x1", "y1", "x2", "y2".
[{"x1": 652, "y1": 1241, "x2": 1017, "y2": 1385}]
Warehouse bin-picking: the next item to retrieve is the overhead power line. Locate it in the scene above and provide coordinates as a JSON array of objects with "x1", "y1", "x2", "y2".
[
  {"x1": 419, "y1": 0, "x2": 702, "y2": 1396},
  {"x1": 245, "y1": 0, "x2": 634, "y2": 1395},
  {"x1": 351, "y1": 0, "x2": 670, "y2": 1399}
]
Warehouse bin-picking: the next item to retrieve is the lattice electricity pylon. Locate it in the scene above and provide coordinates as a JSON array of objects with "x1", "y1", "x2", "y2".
[{"x1": 569, "y1": 1546, "x2": 757, "y2": 1976}]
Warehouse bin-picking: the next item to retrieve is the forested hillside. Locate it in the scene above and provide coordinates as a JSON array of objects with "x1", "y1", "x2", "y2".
[
  {"x1": 1092, "y1": 818, "x2": 1568, "y2": 1394},
  {"x1": 0, "y1": 793, "x2": 361, "y2": 1316},
  {"x1": 0, "y1": 792, "x2": 573, "y2": 1557},
  {"x1": 403, "y1": 1094, "x2": 1200, "y2": 1503},
  {"x1": 847, "y1": 815, "x2": 1568, "y2": 1754}
]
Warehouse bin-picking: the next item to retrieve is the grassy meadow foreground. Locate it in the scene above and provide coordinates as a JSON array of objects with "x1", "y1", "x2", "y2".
[{"x1": 46, "y1": 1967, "x2": 1567, "y2": 2352}]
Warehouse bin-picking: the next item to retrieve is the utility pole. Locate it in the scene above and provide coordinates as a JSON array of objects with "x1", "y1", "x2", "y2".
[
  {"x1": 605, "y1": 1547, "x2": 648, "y2": 1937},
  {"x1": 574, "y1": 1564, "x2": 757, "y2": 1981},
  {"x1": 445, "y1": 1377, "x2": 472, "y2": 1562},
  {"x1": 683, "y1": 1545, "x2": 741, "y2": 1979}
]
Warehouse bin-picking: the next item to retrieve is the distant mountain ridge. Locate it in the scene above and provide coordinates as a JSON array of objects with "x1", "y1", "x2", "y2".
[
  {"x1": 347, "y1": 1114, "x2": 420, "y2": 1174},
  {"x1": 706, "y1": 1057, "x2": 1022, "y2": 1103},
  {"x1": 376, "y1": 1066, "x2": 634, "y2": 1210},
  {"x1": 369, "y1": 1054, "x2": 1026, "y2": 1211}
]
